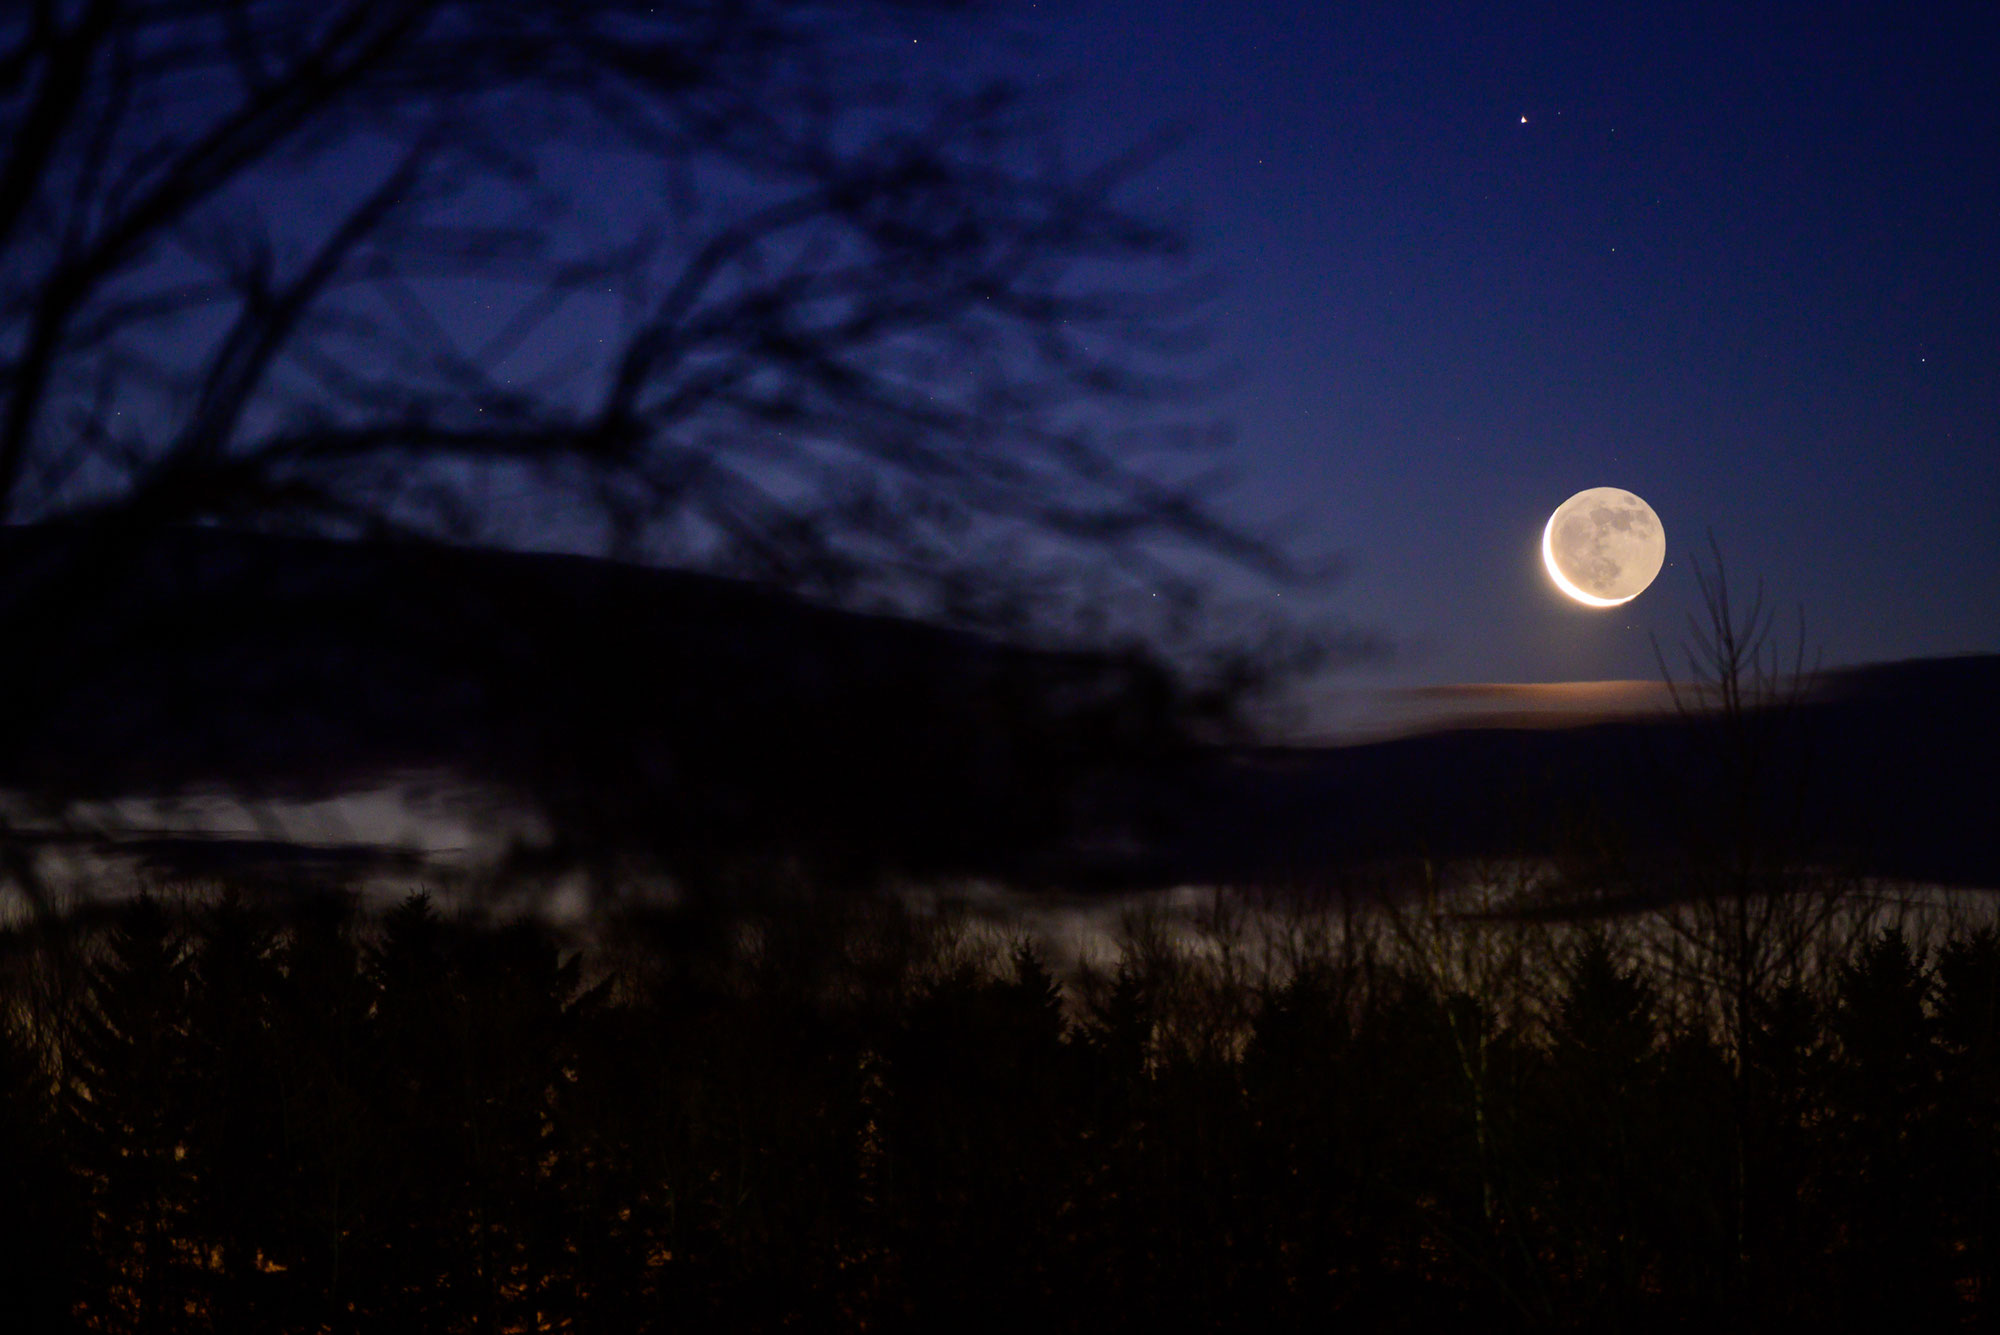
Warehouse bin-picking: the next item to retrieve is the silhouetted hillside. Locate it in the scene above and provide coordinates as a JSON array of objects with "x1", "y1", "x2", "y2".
[
  {"x1": 2, "y1": 524, "x2": 1991, "y2": 896},
  {"x1": 0, "y1": 524, "x2": 1199, "y2": 886},
  {"x1": 1174, "y1": 653, "x2": 2000, "y2": 893}
]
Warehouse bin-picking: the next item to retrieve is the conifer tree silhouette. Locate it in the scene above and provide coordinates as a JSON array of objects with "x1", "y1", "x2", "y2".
[
  {"x1": 0, "y1": 989, "x2": 82, "y2": 1329},
  {"x1": 1081, "y1": 961, "x2": 1153, "y2": 1090},
  {"x1": 265, "y1": 889, "x2": 374, "y2": 1318},
  {"x1": 1539, "y1": 935, "x2": 1665, "y2": 1322},
  {"x1": 881, "y1": 942, "x2": 1076, "y2": 1323},
  {"x1": 358, "y1": 891, "x2": 462, "y2": 1325},
  {"x1": 1736, "y1": 978, "x2": 1830, "y2": 1317},
  {"x1": 181, "y1": 891, "x2": 288, "y2": 1325},
  {"x1": 448, "y1": 918, "x2": 602, "y2": 1328},
  {"x1": 1241, "y1": 960, "x2": 1370, "y2": 1316},
  {"x1": 1826, "y1": 928, "x2": 1952, "y2": 1324},
  {"x1": 62, "y1": 894, "x2": 198, "y2": 1333},
  {"x1": 1935, "y1": 928, "x2": 2000, "y2": 1308}
]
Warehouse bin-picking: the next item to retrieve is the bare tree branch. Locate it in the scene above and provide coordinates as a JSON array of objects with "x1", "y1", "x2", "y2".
[{"x1": 4, "y1": 2, "x2": 1313, "y2": 639}]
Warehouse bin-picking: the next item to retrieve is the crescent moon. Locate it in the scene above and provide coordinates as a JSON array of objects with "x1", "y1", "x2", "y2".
[{"x1": 1541, "y1": 487, "x2": 1666, "y2": 608}]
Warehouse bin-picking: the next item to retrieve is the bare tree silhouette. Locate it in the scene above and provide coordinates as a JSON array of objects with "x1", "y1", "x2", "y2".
[
  {"x1": 1643, "y1": 537, "x2": 1874, "y2": 1304},
  {"x1": 0, "y1": 0, "x2": 1293, "y2": 627},
  {"x1": 0, "y1": 1, "x2": 1343, "y2": 903}
]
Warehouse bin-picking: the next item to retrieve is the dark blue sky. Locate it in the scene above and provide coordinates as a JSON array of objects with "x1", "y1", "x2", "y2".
[
  {"x1": 989, "y1": 0, "x2": 1998, "y2": 692},
  {"x1": 41, "y1": 1, "x2": 1990, "y2": 715}
]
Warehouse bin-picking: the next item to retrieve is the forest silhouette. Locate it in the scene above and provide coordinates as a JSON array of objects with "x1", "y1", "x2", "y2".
[
  {"x1": 1, "y1": 537, "x2": 1994, "y2": 1332},
  {"x1": 6, "y1": 870, "x2": 2000, "y2": 1332}
]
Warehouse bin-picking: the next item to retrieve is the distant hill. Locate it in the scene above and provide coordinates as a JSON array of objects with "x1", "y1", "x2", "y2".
[
  {"x1": 0, "y1": 524, "x2": 1199, "y2": 887},
  {"x1": 1158, "y1": 653, "x2": 2000, "y2": 895},
  {"x1": 2, "y1": 524, "x2": 1991, "y2": 898}
]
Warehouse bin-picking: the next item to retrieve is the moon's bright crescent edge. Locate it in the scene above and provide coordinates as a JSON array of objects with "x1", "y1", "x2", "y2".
[{"x1": 1542, "y1": 508, "x2": 1636, "y2": 608}]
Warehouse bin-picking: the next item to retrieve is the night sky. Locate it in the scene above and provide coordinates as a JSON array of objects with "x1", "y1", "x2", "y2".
[
  {"x1": 15, "y1": 1, "x2": 1995, "y2": 737},
  {"x1": 982, "y1": 0, "x2": 1998, "y2": 701}
]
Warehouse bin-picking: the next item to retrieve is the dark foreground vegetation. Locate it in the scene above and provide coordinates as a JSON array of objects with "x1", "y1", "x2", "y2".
[{"x1": 4, "y1": 875, "x2": 2000, "y2": 1332}]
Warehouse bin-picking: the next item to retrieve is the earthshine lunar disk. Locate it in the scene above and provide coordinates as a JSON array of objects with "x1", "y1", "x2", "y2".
[{"x1": 1542, "y1": 487, "x2": 1666, "y2": 607}]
